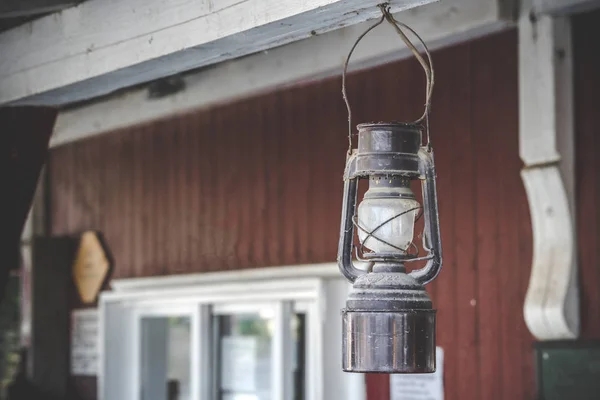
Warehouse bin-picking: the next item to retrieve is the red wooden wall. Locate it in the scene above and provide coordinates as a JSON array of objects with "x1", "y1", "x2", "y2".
[
  {"x1": 574, "y1": 9, "x2": 600, "y2": 339},
  {"x1": 48, "y1": 10, "x2": 600, "y2": 399}
]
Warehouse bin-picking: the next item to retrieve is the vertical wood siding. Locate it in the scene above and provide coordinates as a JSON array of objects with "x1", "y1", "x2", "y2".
[
  {"x1": 573, "y1": 9, "x2": 600, "y2": 339},
  {"x1": 55, "y1": 24, "x2": 600, "y2": 400}
]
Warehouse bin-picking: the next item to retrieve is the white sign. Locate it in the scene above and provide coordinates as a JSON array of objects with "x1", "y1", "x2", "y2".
[
  {"x1": 390, "y1": 347, "x2": 444, "y2": 400},
  {"x1": 221, "y1": 336, "x2": 259, "y2": 392},
  {"x1": 71, "y1": 309, "x2": 99, "y2": 376},
  {"x1": 221, "y1": 336, "x2": 271, "y2": 394}
]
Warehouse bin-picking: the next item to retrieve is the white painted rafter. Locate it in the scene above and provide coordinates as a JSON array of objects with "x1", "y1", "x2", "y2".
[
  {"x1": 519, "y1": 9, "x2": 579, "y2": 340},
  {"x1": 0, "y1": 0, "x2": 436, "y2": 106}
]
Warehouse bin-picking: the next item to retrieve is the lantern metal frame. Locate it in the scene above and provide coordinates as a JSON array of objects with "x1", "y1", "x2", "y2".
[{"x1": 336, "y1": 5, "x2": 443, "y2": 374}]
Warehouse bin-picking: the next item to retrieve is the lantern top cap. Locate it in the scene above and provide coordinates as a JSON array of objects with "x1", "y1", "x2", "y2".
[{"x1": 357, "y1": 121, "x2": 422, "y2": 131}]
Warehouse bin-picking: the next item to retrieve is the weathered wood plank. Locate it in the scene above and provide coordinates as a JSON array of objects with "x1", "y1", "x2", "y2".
[
  {"x1": 431, "y1": 38, "x2": 469, "y2": 400},
  {"x1": 0, "y1": 0, "x2": 434, "y2": 105},
  {"x1": 495, "y1": 32, "x2": 525, "y2": 400},
  {"x1": 472, "y1": 32, "x2": 503, "y2": 400}
]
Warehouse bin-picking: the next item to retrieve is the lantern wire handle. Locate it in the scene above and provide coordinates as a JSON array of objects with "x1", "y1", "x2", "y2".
[
  {"x1": 341, "y1": 12, "x2": 385, "y2": 155},
  {"x1": 342, "y1": 4, "x2": 435, "y2": 153}
]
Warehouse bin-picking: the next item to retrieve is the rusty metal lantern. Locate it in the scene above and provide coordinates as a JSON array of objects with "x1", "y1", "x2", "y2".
[{"x1": 337, "y1": 7, "x2": 442, "y2": 374}]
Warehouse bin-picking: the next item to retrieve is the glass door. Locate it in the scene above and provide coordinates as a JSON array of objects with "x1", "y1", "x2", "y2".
[
  {"x1": 104, "y1": 272, "x2": 362, "y2": 400},
  {"x1": 133, "y1": 301, "x2": 311, "y2": 400}
]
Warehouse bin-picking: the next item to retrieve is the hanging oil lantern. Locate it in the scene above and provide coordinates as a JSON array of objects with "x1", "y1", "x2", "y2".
[{"x1": 337, "y1": 6, "x2": 442, "y2": 374}]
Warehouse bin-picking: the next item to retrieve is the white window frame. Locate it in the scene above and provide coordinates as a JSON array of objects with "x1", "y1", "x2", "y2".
[{"x1": 98, "y1": 262, "x2": 366, "y2": 400}]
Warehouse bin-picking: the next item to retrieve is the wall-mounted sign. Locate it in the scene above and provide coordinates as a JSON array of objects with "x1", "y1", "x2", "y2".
[
  {"x1": 220, "y1": 336, "x2": 271, "y2": 394},
  {"x1": 71, "y1": 309, "x2": 99, "y2": 376},
  {"x1": 535, "y1": 341, "x2": 600, "y2": 400},
  {"x1": 390, "y1": 347, "x2": 444, "y2": 400},
  {"x1": 73, "y1": 231, "x2": 110, "y2": 304}
]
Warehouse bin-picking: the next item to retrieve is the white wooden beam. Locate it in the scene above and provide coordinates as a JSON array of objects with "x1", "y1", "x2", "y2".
[
  {"x1": 0, "y1": 0, "x2": 436, "y2": 106},
  {"x1": 519, "y1": 8, "x2": 579, "y2": 340},
  {"x1": 533, "y1": 0, "x2": 600, "y2": 15},
  {"x1": 51, "y1": 0, "x2": 516, "y2": 147}
]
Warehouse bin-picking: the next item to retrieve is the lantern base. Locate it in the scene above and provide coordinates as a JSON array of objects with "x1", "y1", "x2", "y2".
[{"x1": 342, "y1": 309, "x2": 436, "y2": 373}]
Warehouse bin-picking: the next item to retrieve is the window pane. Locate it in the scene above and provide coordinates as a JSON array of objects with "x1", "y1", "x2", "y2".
[
  {"x1": 215, "y1": 312, "x2": 306, "y2": 400},
  {"x1": 140, "y1": 316, "x2": 191, "y2": 400}
]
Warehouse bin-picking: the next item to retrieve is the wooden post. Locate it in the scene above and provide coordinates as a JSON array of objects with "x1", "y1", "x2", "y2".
[
  {"x1": 519, "y1": 5, "x2": 579, "y2": 339},
  {"x1": 29, "y1": 236, "x2": 76, "y2": 397}
]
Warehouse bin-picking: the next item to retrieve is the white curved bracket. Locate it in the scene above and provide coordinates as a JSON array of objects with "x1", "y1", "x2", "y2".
[
  {"x1": 521, "y1": 166, "x2": 578, "y2": 339},
  {"x1": 519, "y1": 10, "x2": 579, "y2": 339}
]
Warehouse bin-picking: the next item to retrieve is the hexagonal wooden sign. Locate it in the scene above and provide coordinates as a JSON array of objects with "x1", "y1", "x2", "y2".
[{"x1": 73, "y1": 231, "x2": 110, "y2": 304}]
